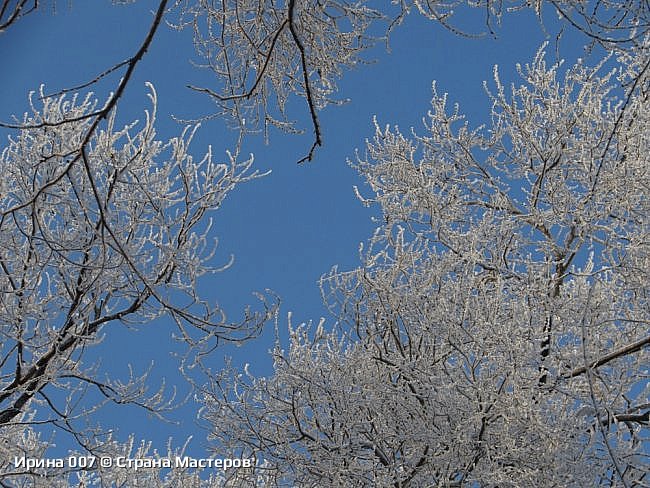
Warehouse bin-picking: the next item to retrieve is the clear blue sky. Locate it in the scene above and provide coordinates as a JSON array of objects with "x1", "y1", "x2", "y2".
[{"x1": 0, "y1": 0, "x2": 582, "y2": 459}]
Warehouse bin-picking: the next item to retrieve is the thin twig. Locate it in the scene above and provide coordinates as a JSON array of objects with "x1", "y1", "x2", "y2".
[
  {"x1": 0, "y1": 0, "x2": 35, "y2": 32},
  {"x1": 42, "y1": 59, "x2": 132, "y2": 99}
]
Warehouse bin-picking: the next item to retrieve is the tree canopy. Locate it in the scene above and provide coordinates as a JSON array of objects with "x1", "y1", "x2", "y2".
[
  {"x1": 0, "y1": 0, "x2": 648, "y2": 486},
  {"x1": 203, "y1": 42, "x2": 649, "y2": 486}
]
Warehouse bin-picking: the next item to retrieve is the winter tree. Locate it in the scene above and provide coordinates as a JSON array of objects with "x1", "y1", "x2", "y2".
[
  {"x1": 0, "y1": 0, "x2": 648, "y2": 486},
  {"x1": 200, "y1": 41, "x2": 649, "y2": 486},
  {"x1": 0, "y1": 82, "x2": 274, "y2": 484},
  {"x1": 0, "y1": 2, "x2": 273, "y2": 484},
  {"x1": 173, "y1": 0, "x2": 649, "y2": 161}
]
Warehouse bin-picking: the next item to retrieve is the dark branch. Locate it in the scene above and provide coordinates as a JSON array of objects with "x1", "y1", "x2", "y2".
[{"x1": 564, "y1": 334, "x2": 650, "y2": 379}]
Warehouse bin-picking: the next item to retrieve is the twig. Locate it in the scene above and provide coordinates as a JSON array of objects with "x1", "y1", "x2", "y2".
[
  {"x1": 288, "y1": 0, "x2": 322, "y2": 163},
  {"x1": 0, "y1": 0, "x2": 35, "y2": 32},
  {"x1": 41, "y1": 59, "x2": 132, "y2": 99}
]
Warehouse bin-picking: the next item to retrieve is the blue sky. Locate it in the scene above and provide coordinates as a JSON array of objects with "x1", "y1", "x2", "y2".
[{"x1": 0, "y1": 0, "x2": 583, "y2": 459}]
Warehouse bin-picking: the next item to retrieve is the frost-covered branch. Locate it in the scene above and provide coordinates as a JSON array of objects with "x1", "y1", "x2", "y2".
[
  {"x1": 198, "y1": 40, "x2": 649, "y2": 486},
  {"x1": 0, "y1": 82, "x2": 273, "y2": 483}
]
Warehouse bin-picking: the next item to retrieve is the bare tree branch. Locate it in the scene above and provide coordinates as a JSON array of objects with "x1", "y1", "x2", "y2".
[{"x1": 564, "y1": 334, "x2": 650, "y2": 379}]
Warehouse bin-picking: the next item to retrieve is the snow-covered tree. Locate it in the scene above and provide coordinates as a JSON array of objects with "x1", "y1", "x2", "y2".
[
  {"x1": 174, "y1": 0, "x2": 649, "y2": 162},
  {"x1": 1, "y1": 0, "x2": 648, "y2": 486},
  {"x1": 0, "y1": 83, "x2": 274, "y2": 485},
  {"x1": 200, "y1": 42, "x2": 649, "y2": 486}
]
